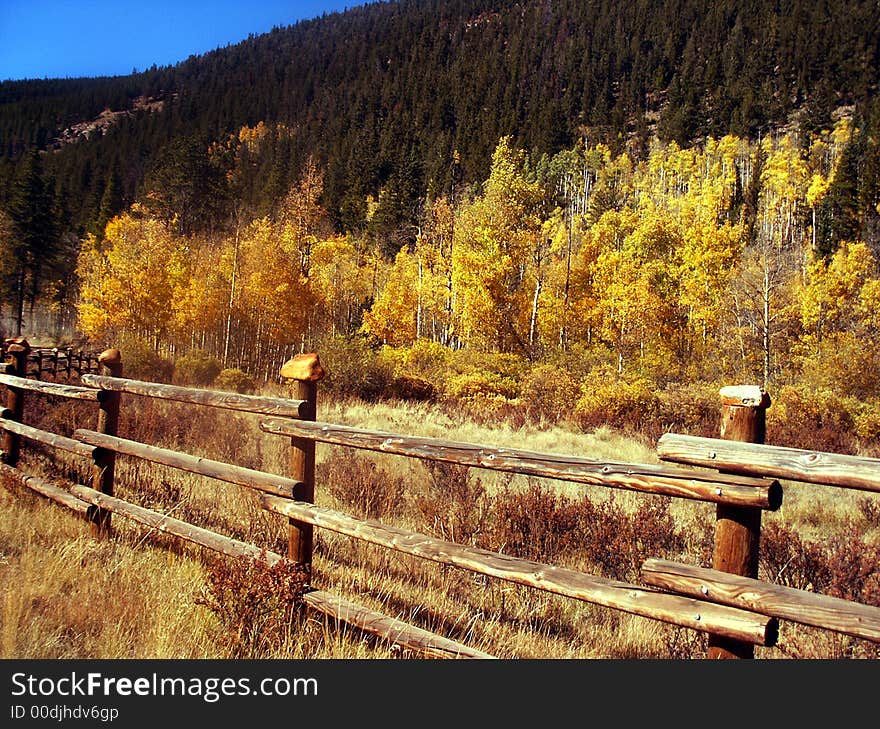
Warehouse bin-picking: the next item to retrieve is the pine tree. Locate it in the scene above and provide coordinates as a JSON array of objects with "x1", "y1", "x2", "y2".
[
  {"x1": 92, "y1": 168, "x2": 124, "y2": 239},
  {"x1": 7, "y1": 150, "x2": 59, "y2": 334}
]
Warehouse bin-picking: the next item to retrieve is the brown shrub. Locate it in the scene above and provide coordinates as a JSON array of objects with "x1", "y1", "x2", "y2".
[
  {"x1": 196, "y1": 555, "x2": 310, "y2": 659},
  {"x1": 759, "y1": 522, "x2": 833, "y2": 590},
  {"x1": 759, "y1": 520, "x2": 880, "y2": 606},
  {"x1": 576, "y1": 494, "x2": 685, "y2": 581},
  {"x1": 488, "y1": 480, "x2": 582, "y2": 562},
  {"x1": 384, "y1": 375, "x2": 436, "y2": 401},
  {"x1": 488, "y1": 484, "x2": 684, "y2": 582},
  {"x1": 414, "y1": 461, "x2": 490, "y2": 545},
  {"x1": 652, "y1": 381, "x2": 722, "y2": 440},
  {"x1": 517, "y1": 364, "x2": 579, "y2": 425},
  {"x1": 824, "y1": 520, "x2": 880, "y2": 606},
  {"x1": 857, "y1": 497, "x2": 880, "y2": 529},
  {"x1": 317, "y1": 448, "x2": 407, "y2": 520}
]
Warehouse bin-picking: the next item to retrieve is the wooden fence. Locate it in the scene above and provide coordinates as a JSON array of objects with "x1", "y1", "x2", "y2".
[
  {"x1": 1, "y1": 337, "x2": 879, "y2": 659},
  {"x1": 0, "y1": 338, "x2": 103, "y2": 380}
]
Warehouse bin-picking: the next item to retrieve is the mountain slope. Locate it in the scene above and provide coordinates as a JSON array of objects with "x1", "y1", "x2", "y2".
[{"x1": 1, "y1": 0, "x2": 878, "y2": 235}]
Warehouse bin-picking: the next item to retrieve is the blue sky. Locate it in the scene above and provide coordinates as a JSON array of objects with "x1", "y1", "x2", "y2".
[{"x1": 0, "y1": 1, "x2": 367, "y2": 81}]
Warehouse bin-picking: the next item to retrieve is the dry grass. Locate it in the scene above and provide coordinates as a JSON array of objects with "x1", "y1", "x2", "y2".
[{"x1": 2, "y1": 386, "x2": 878, "y2": 659}]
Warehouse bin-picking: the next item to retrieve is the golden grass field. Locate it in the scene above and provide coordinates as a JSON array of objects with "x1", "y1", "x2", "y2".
[{"x1": 1, "y1": 389, "x2": 878, "y2": 659}]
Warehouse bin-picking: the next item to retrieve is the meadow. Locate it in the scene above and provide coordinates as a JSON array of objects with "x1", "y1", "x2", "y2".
[{"x1": 2, "y1": 379, "x2": 879, "y2": 660}]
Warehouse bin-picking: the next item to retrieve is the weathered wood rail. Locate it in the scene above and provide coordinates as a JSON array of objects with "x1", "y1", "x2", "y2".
[{"x1": 1, "y1": 340, "x2": 879, "y2": 659}]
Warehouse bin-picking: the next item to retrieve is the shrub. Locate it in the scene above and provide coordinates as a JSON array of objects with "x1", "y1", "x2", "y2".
[
  {"x1": 651, "y1": 381, "x2": 723, "y2": 441},
  {"x1": 315, "y1": 334, "x2": 393, "y2": 400},
  {"x1": 489, "y1": 481, "x2": 582, "y2": 562},
  {"x1": 853, "y1": 402, "x2": 880, "y2": 447},
  {"x1": 575, "y1": 494, "x2": 684, "y2": 581},
  {"x1": 384, "y1": 375, "x2": 436, "y2": 401},
  {"x1": 797, "y1": 332, "x2": 880, "y2": 401},
  {"x1": 517, "y1": 363, "x2": 578, "y2": 424},
  {"x1": 487, "y1": 485, "x2": 684, "y2": 581},
  {"x1": 574, "y1": 370, "x2": 660, "y2": 434},
  {"x1": 196, "y1": 555, "x2": 309, "y2": 658},
  {"x1": 759, "y1": 520, "x2": 880, "y2": 658},
  {"x1": 317, "y1": 448, "x2": 406, "y2": 520},
  {"x1": 214, "y1": 368, "x2": 256, "y2": 394},
  {"x1": 444, "y1": 371, "x2": 519, "y2": 400},
  {"x1": 760, "y1": 522, "x2": 831, "y2": 590},
  {"x1": 115, "y1": 335, "x2": 174, "y2": 382},
  {"x1": 173, "y1": 349, "x2": 222, "y2": 386},
  {"x1": 770, "y1": 385, "x2": 858, "y2": 453},
  {"x1": 858, "y1": 497, "x2": 880, "y2": 529},
  {"x1": 414, "y1": 461, "x2": 489, "y2": 545},
  {"x1": 382, "y1": 339, "x2": 453, "y2": 390}
]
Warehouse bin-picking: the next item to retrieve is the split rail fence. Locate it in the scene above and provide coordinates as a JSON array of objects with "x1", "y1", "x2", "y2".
[{"x1": 1, "y1": 338, "x2": 879, "y2": 659}]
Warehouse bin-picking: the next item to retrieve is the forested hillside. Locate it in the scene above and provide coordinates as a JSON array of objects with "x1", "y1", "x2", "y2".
[
  {"x1": 2, "y1": 0, "x2": 878, "y2": 235},
  {"x1": 2, "y1": 0, "x2": 880, "y2": 448}
]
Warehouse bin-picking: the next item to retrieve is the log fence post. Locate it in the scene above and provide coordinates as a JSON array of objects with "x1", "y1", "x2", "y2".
[
  {"x1": 280, "y1": 353, "x2": 325, "y2": 574},
  {"x1": 1, "y1": 339, "x2": 30, "y2": 466},
  {"x1": 90, "y1": 348, "x2": 123, "y2": 537},
  {"x1": 708, "y1": 384, "x2": 771, "y2": 659}
]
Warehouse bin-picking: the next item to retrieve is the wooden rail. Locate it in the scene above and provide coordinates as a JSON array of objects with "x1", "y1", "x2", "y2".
[
  {"x1": 261, "y1": 493, "x2": 777, "y2": 645},
  {"x1": 1, "y1": 462, "x2": 92, "y2": 515},
  {"x1": 0, "y1": 373, "x2": 103, "y2": 401},
  {"x1": 300, "y1": 591, "x2": 496, "y2": 659},
  {"x1": 81, "y1": 374, "x2": 308, "y2": 417},
  {"x1": 260, "y1": 419, "x2": 782, "y2": 510},
  {"x1": 74, "y1": 429, "x2": 303, "y2": 498},
  {"x1": 0, "y1": 413, "x2": 99, "y2": 459},
  {"x1": 69, "y1": 424, "x2": 777, "y2": 645},
  {"x1": 10, "y1": 472, "x2": 492, "y2": 659},
  {"x1": 657, "y1": 433, "x2": 880, "y2": 493},
  {"x1": 641, "y1": 559, "x2": 880, "y2": 643}
]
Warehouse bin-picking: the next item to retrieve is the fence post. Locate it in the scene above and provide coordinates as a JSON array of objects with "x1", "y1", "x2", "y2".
[
  {"x1": 90, "y1": 348, "x2": 123, "y2": 537},
  {"x1": 1, "y1": 339, "x2": 31, "y2": 466},
  {"x1": 280, "y1": 353, "x2": 325, "y2": 572},
  {"x1": 707, "y1": 384, "x2": 771, "y2": 659}
]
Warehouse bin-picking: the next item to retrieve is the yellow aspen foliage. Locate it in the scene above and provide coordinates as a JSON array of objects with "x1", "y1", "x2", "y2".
[
  {"x1": 236, "y1": 216, "x2": 314, "y2": 346},
  {"x1": 310, "y1": 236, "x2": 372, "y2": 336},
  {"x1": 677, "y1": 212, "x2": 746, "y2": 342},
  {"x1": 534, "y1": 210, "x2": 576, "y2": 349},
  {"x1": 172, "y1": 241, "x2": 231, "y2": 341},
  {"x1": 758, "y1": 132, "x2": 810, "y2": 249},
  {"x1": 799, "y1": 241, "x2": 877, "y2": 340},
  {"x1": 806, "y1": 173, "x2": 831, "y2": 208},
  {"x1": 413, "y1": 196, "x2": 456, "y2": 343},
  {"x1": 586, "y1": 208, "x2": 680, "y2": 374},
  {"x1": 857, "y1": 278, "x2": 880, "y2": 332},
  {"x1": 277, "y1": 157, "x2": 330, "y2": 278},
  {"x1": 76, "y1": 210, "x2": 189, "y2": 344},
  {"x1": 362, "y1": 246, "x2": 420, "y2": 345},
  {"x1": 451, "y1": 137, "x2": 544, "y2": 351}
]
